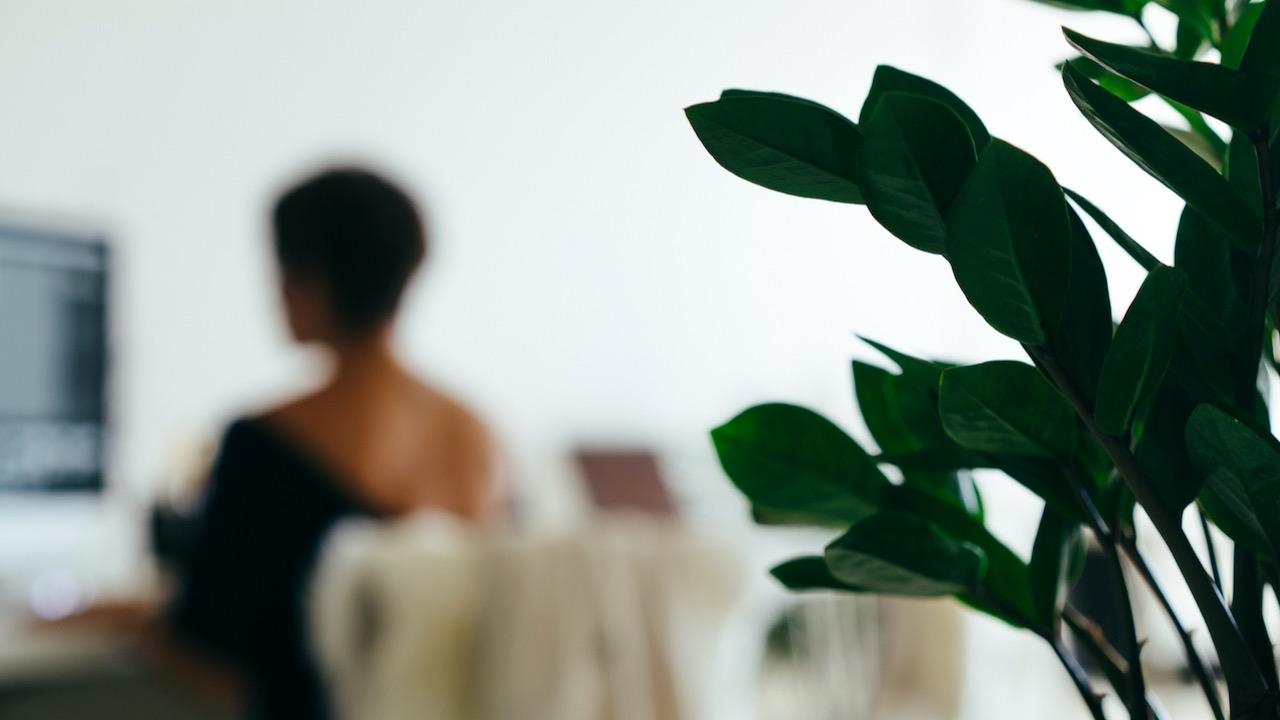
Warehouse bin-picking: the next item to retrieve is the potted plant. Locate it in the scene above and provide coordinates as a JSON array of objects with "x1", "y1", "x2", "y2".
[{"x1": 686, "y1": 1, "x2": 1280, "y2": 717}]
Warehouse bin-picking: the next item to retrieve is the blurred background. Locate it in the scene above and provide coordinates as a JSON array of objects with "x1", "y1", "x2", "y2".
[{"x1": 0, "y1": 0, "x2": 1217, "y2": 717}]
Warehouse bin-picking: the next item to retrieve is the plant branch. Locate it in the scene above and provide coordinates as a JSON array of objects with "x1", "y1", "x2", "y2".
[
  {"x1": 1065, "y1": 605, "x2": 1168, "y2": 720},
  {"x1": 1200, "y1": 507, "x2": 1225, "y2": 591},
  {"x1": 1025, "y1": 345, "x2": 1271, "y2": 712},
  {"x1": 1064, "y1": 466, "x2": 1150, "y2": 718},
  {"x1": 1118, "y1": 532, "x2": 1226, "y2": 720},
  {"x1": 1051, "y1": 635, "x2": 1109, "y2": 720},
  {"x1": 1233, "y1": 549, "x2": 1280, "y2": 690}
]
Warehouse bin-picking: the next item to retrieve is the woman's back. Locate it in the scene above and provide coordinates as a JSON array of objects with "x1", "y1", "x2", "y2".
[
  {"x1": 265, "y1": 367, "x2": 494, "y2": 519},
  {"x1": 173, "y1": 376, "x2": 491, "y2": 719},
  {"x1": 170, "y1": 167, "x2": 496, "y2": 718}
]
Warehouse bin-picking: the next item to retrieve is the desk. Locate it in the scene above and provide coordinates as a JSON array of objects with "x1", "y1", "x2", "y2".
[{"x1": 0, "y1": 617, "x2": 231, "y2": 719}]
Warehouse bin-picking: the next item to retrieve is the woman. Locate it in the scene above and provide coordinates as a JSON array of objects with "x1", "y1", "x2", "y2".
[{"x1": 168, "y1": 167, "x2": 497, "y2": 718}]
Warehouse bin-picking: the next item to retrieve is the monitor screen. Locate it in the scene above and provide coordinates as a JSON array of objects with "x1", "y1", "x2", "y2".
[{"x1": 0, "y1": 225, "x2": 107, "y2": 492}]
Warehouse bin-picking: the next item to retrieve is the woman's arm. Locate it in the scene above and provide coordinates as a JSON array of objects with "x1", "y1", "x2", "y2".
[{"x1": 36, "y1": 599, "x2": 243, "y2": 708}]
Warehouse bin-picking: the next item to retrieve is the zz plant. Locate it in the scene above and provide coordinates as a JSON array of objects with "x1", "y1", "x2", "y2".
[{"x1": 687, "y1": 1, "x2": 1280, "y2": 718}]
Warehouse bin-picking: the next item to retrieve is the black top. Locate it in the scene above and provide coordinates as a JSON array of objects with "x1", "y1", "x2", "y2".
[{"x1": 171, "y1": 418, "x2": 380, "y2": 720}]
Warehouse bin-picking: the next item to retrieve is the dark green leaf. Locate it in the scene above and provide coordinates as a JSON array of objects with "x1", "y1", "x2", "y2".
[
  {"x1": 749, "y1": 505, "x2": 846, "y2": 529},
  {"x1": 945, "y1": 140, "x2": 1072, "y2": 344},
  {"x1": 858, "y1": 335, "x2": 952, "y2": 379},
  {"x1": 1065, "y1": 28, "x2": 1267, "y2": 129},
  {"x1": 859, "y1": 65, "x2": 991, "y2": 149},
  {"x1": 1240, "y1": 0, "x2": 1280, "y2": 128},
  {"x1": 995, "y1": 457, "x2": 1091, "y2": 522},
  {"x1": 770, "y1": 556, "x2": 868, "y2": 593},
  {"x1": 712, "y1": 404, "x2": 889, "y2": 524},
  {"x1": 902, "y1": 469, "x2": 984, "y2": 522},
  {"x1": 858, "y1": 93, "x2": 978, "y2": 254},
  {"x1": 825, "y1": 512, "x2": 985, "y2": 596},
  {"x1": 885, "y1": 483, "x2": 1039, "y2": 627},
  {"x1": 1064, "y1": 188, "x2": 1160, "y2": 270},
  {"x1": 854, "y1": 358, "x2": 979, "y2": 466},
  {"x1": 1164, "y1": 100, "x2": 1228, "y2": 166},
  {"x1": 1186, "y1": 404, "x2": 1280, "y2": 558},
  {"x1": 1221, "y1": 3, "x2": 1265, "y2": 69},
  {"x1": 1155, "y1": 0, "x2": 1217, "y2": 40},
  {"x1": 718, "y1": 89, "x2": 837, "y2": 110},
  {"x1": 685, "y1": 94, "x2": 864, "y2": 203},
  {"x1": 1199, "y1": 481, "x2": 1273, "y2": 558},
  {"x1": 1227, "y1": 130, "x2": 1264, "y2": 216},
  {"x1": 1029, "y1": 508, "x2": 1083, "y2": 627},
  {"x1": 1025, "y1": 0, "x2": 1146, "y2": 15},
  {"x1": 1060, "y1": 57, "x2": 1150, "y2": 102},
  {"x1": 1062, "y1": 62, "x2": 1261, "y2": 249},
  {"x1": 1175, "y1": 204, "x2": 1247, "y2": 330},
  {"x1": 1134, "y1": 379, "x2": 1206, "y2": 508},
  {"x1": 1171, "y1": 291, "x2": 1239, "y2": 407},
  {"x1": 1043, "y1": 206, "x2": 1114, "y2": 409},
  {"x1": 1173, "y1": 15, "x2": 1206, "y2": 59},
  {"x1": 1095, "y1": 266, "x2": 1188, "y2": 435},
  {"x1": 939, "y1": 361, "x2": 1078, "y2": 457}
]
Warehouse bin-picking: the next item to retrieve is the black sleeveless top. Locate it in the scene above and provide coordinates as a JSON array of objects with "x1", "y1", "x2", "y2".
[{"x1": 171, "y1": 418, "x2": 379, "y2": 719}]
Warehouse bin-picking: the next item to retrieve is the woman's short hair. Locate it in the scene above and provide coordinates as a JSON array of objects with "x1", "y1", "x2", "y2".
[{"x1": 272, "y1": 167, "x2": 426, "y2": 335}]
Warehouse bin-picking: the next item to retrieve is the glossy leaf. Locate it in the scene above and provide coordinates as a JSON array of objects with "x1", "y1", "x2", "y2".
[
  {"x1": 1221, "y1": 3, "x2": 1266, "y2": 69},
  {"x1": 1173, "y1": 14, "x2": 1206, "y2": 59},
  {"x1": 770, "y1": 556, "x2": 868, "y2": 593},
  {"x1": 858, "y1": 93, "x2": 978, "y2": 253},
  {"x1": 1095, "y1": 266, "x2": 1188, "y2": 435},
  {"x1": 1060, "y1": 57, "x2": 1149, "y2": 102},
  {"x1": 995, "y1": 457, "x2": 1091, "y2": 522},
  {"x1": 1240, "y1": 0, "x2": 1280, "y2": 127},
  {"x1": 685, "y1": 94, "x2": 864, "y2": 203},
  {"x1": 712, "y1": 404, "x2": 889, "y2": 524},
  {"x1": 749, "y1": 505, "x2": 846, "y2": 529},
  {"x1": 859, "y1": 65, "x2": 991, "y2": 149},
  {"x1": 945, "y1": 140, "x2": 1072, "y2": 345},
  {"x1": 1029, "y1": 508, "x2": 1083, "y2": 627},
  {"x1": 902, "y1": 469, "x2": 985, "y2": 521},
  {"x1": 1025, "y1": 0, "x2": 1146, "y2": 15},
  {"x1": 1155, "y1": 0, "x2": 1216, "y2": 40},
  {"x1": 1163, "y1": 100, "x2": 1228, "y2": 166},
  {"x1": 1044, "y1": 206, "x2": 1114, "y2": 409},
  {"x1": 858, "y1": 335, "x2": 953, "y2": 379},
  {"x1": 1175, "y1": 204, "x2": 1247, "y2": 331},
  {"x1": 1062, "y1": 62, "x2": 1261, "y2": 249},
  {"x1": 1186, "y1": 404, "x2": 1280, "y2": 559},
  {"x1": 939, "y1": 361, "x2": 1078, "y2": 457},
  {"x1": 854, "y1": 357, "x2": 980, "y2": 468},
  {"x1": 885, "y1": 483, "x2": 1038, "y2": 627},
  {"x1": 1227, "y1": 131, "x2": 1263, "y2": 216},
  {"x1": 1065, "y1": 29, "x2": 1267, "y2": 129},
  {"x1": 1064, "y1": 188, "x2": 1159, "y2": 270},
  {"x1": 1135, "y1": 379, "x2": 1208, "y2": 509},
  {"x1": 825, "y1": 512, "x2": 985, "y2": 596}
]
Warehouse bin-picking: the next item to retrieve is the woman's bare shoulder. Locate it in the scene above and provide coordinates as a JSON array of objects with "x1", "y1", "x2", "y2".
[
  {"x1": 410, "y1": 382, "x2": 498, "y2": 519},
  {"x1": 412, "y1": 382, "x2": 488, "y2": 441}
]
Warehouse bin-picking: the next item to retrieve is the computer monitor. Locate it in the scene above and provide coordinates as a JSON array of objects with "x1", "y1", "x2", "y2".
[{"x1": 0, "y1": 224, "x2": 107, "y2": 492}]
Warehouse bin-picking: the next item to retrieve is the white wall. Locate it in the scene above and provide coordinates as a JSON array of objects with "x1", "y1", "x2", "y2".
[
  {"x1": 0, "y1": 0, "x2": 1192, "y2": 713},
  {"x1": 0, "y1": 0, "x2": 1174, "y2": 492}
]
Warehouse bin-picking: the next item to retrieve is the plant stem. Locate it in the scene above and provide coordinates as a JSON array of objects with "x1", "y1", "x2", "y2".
[
  {"x1": 1233, "y1": 549, "x2": 1280, "y2": 690},
  {"x1": 1065, "y1": 468, "x2": 1149, "y2": 718},
  {"x1": 1119, "y1": 533, "x2": 1226, "y2": 720},
  {"x1": 1051, "y1": 635, "x2": 1109, "y2": 720},
  {"x1": 1200, "y1": 507, "x2": 1225, "y2": 591},
  {"x1": 1065, "y1": 606, "x2": 1168, "y2": 720},
  {"x1": 1026, "y1": 345, "x2": 1271, "y2": 713}
]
